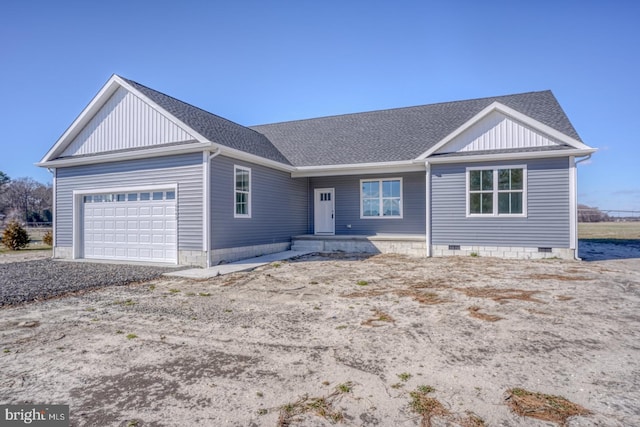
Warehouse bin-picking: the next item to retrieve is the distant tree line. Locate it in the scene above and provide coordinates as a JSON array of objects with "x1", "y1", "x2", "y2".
[
  {"x1": 0, "y1": 171, "x2": 52, "y2": 224},
  {"x1": 578, "y1": 204, "x2": 612, "y2": 222}
]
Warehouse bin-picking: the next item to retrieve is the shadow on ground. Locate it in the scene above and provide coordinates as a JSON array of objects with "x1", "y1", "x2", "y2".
[{"x1": 579, "y1": 239, "x2": 640, "y2": 261}]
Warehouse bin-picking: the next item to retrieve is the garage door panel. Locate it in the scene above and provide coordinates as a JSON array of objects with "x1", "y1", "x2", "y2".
[{"x1": 83, "y1": 193, "x2": 176, "y2": 263}]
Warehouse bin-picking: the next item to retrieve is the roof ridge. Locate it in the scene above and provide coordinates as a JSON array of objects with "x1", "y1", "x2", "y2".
[
  {"x1": 251, "y1": 90, "x2": 554, "y2": 128},
  {"x1": 120, "y1": 76, "x2": 264, "y2": 136}
]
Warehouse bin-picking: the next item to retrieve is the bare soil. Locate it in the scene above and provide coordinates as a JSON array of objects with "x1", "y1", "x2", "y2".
[{"x1": 1, "y1": 252, "x2": 639, "y2": 426}]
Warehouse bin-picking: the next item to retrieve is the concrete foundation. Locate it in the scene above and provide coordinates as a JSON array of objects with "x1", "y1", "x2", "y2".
[{"x1": 209, "y1": 242, "x2": 291, "y2": 266}]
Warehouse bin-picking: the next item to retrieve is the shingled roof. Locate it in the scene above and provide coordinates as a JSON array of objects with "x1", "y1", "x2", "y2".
[
  {"x1": 122, "y1": 77, "x2": 292, "y2": 165},
  {"x1": 250, "y1": 91, "x2": 582, "y2": 166},
  {"x1": 121, "y1": 77, "x2": 582, "y2": 168}
]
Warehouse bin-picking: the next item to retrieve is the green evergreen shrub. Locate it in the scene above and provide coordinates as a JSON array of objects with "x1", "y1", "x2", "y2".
[{"x1": 2, "y1": 221, "x2": 30, "y2": 250}]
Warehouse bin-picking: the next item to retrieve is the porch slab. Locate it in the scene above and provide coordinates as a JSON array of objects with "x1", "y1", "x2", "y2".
[
  {"x1": 163, "y1": 250, "x2": 313, "y2": 279},
  {"x1": 291, "y1": 234, "x2": 427, "y2": 257}
]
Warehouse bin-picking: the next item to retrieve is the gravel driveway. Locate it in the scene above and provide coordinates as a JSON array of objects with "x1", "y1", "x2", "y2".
[{"x1": 0, "y1": 259, "x2": 178, "y2": 306}]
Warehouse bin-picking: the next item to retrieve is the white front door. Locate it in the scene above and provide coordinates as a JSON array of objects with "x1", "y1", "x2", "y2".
[{"x1": 314, "y1": 188, "x2": 335, "y2": 235}]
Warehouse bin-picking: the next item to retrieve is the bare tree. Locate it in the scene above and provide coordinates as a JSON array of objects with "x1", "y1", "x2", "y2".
[
  {"x1": 0, "y1": 177, "x2": 52, "y2": 223},
  {"x1": 578, "y1": 204, "x2": 611, "y2": 222}
]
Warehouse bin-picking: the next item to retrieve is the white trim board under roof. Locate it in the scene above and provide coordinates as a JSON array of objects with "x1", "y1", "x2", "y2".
[
  {"x1": 417, "y1": 102, "x2": 591, "y2": 160},
  {"x1": 39, "y1": 76, "x2": 595, "y2": 173},
  {"x1": 40, "y1": 75, "x2": 210, "y2": 164}
]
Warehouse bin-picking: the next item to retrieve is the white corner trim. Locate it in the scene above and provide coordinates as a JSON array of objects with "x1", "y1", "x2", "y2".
[
  {"x1": 425, "y1": 161, "x2": 431, "y2": 257},
  {"x1": 569, "y1": 156, "x2": 577, "y2": 251},
  {"x1": 417, "y1": 102, "x2": 592, "y2": 160}
]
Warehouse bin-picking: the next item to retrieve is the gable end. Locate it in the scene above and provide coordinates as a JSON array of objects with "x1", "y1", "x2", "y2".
[
  {"x1": 434, "y1": 110, "x2": 566, "y2": 154},
  {"x1": 59, "y1": 86, "x2": 197, "y2": 158}
]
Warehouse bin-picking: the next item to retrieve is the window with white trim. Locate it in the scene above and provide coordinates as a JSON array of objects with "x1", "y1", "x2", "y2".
[
  {"x1": 360, "y1": 178, "x2": 403, "y2": 218},
  {"x1": 467, "y1": 166, "x2": 526, "y2": 216},
  {"x1": 234, "y1": 166, "x2": 251, "y2": 218}
]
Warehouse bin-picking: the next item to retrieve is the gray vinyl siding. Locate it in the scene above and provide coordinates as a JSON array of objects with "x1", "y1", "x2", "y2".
[
  {"x1": 55, "y1": 153, "x2": 203, "y2": 250},
  {"x1": 309, "y1": 172, "x2": 426, "y2": 235},
  {"x1": 210, "y1": 156, "x2": 308, "y2": 249},
  {"x1": 431, "y1": 157, "x2": 570, "y2": 247}
]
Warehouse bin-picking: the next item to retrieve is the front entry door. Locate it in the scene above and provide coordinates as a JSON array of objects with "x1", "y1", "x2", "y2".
[{"x1": 314, "y1": 188, "x2": 335, "y2": 235}]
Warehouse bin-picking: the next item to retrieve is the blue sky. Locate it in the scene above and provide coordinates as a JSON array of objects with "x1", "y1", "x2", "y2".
[{"x1": 1, "y1": 1, "x2": 638, "y2": 212}]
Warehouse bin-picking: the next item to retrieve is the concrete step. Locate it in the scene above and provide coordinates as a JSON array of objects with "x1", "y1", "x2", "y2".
[{"x1": 291, "y1": 240, "x2": 324, "y2": 251}]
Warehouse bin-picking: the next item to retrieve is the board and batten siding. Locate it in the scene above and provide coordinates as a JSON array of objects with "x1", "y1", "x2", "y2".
[
  {"x1": 55, "y1": 153, "x2": 203, "y2": 250},
  {"x1": 61, "y1": 87, "x2": 195, "y2": 157},
  {"x1": 431, "y1": 157, "x2": 570, "y2": 248},
  {"x1": 210, "y1": 156, "x2": 308, "y2": 249},
  {"x1": 436, "y1": 111, "x2": 561, "y2": 154},
  {"x1": 309, "y1": 172, "x2": 426, "y2": 235}
]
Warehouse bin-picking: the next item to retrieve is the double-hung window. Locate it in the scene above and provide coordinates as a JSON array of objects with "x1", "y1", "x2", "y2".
[
  {"x1": 467, "y1": 166, "x2": 526, "y2": 216},
  {"x1": 234, "y1": 166, "x2": 251, "y2": 218},
  {"x1": 360, "y1": 178, "x2": 403, "y2": 218}
]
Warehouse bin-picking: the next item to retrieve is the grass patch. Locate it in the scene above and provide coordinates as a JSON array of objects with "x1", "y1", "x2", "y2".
[
  {"x1": 361, "y1": 308, "x2": 395, "y2": 327},
  {"x1": 276, "y1": 382, "x2": 353, "y2": 426},
  {"x1": 168, "y1": 288, "x2": 181, "y2": 293},
  {"x1": 343, "y1": 286, "x2": 448, "y2": 305},
  {"x1": 356, "y1": 280, "x2": 369, "y2": 286},
  {"x1": 408, "y1": 386, "x2": 450, "y2": 427},
  {"x1": 468, "y1": 306, "x2": 503, "y2": 322},
  {"x1": 126, "y1": 333, "x2": 138, "y2": 340},
  {"x1": 526, "y1": 273, "x2": 592, "y2": 282},
  {"x1": 579, "y1": 222, "x2": 640, "y2": 239},
  {"x1": 456, "y1": 287, "x2": 542, "y2": 303},
  {"x1": 397, "y1": 372, "x2": 412, "y2": 382},
  {"x1": 198, "y1": 292, "x2": 211, "y2": 297},
  {"x1": 506, "y1": 388, "x2": 591, "y2": 426},
  {"x1": 0, "y1": 244, "x2": 51, "y2": 254}
]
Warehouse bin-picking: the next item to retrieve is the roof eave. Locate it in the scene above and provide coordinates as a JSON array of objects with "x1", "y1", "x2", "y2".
[
  {"x1": 39, "y1": 75, "x2": 212, "y2": 164},
  {"x1": 291, "y1": 160, "x2": 424, "y2": 178},
  {"x1": 425, "y1": 148, "x2": 598, "y2": 164},
  {"x1": 417, "y1": 102, "x2": 593, "y2": 160},
  {"x1": 36, "y1": 142, "x2": 215, "y2": 168}
]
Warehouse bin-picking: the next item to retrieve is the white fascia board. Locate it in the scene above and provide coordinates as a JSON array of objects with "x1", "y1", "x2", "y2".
[
  {"x1": 40, "y1": 75, "x2": 122, "y2": 163},
  {"x1": 36, "y1": 142, "x2": 214, "y2": 168},
  {"x1": 291, "y1": 161, "x2": 424, "y2": 178},
  {"x1": 417, "y1": 102, "x2": 593, "y2": 160},
  {"x1": 218, "y1": 146, "x2": 295, "y2": 173},
  {"x1": 39, "y1": 75, "x2": 210, "y2": 165},
  {"x1": 115, "y1": 75, "x2": 210, "y2": 144},
  {"x1": 426, "y1": 148, "x2": 597, "y2": 165}
]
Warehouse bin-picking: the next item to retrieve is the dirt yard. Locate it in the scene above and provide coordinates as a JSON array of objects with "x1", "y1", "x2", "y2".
[{"x1": 1, "y1": 252, "x2": 639, "y2": 426}]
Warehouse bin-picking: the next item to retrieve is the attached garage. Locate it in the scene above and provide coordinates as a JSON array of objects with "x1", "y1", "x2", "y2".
[{"x1": 81, "y1": 189, "x2": 177, "y2": 263}]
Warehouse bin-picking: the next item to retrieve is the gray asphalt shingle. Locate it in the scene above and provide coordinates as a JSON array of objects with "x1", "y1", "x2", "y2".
[
  {"x1": 120, "y1": 77, "x2": 582, "y2": 167},
  {"x1": 122, "y1": 77, "x2": 292, "y2": 165},
  {"x1": 250, "y1": 91, "x2": 582, "y2": 166}
]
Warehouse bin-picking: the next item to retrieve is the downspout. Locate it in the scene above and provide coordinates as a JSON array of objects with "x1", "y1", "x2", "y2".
[
  {"x1": 425, "y1": 161, "x2": 431, "y2": 257},
  {"x1": 572, "y1": 154, "x2": 592, "y2": 260},
  {"x1": 204, "y1": 148, "x2": 222, "y2": 267},
  {"x1": 48, "y1": 168, "x2": 56, "y2": 259}
]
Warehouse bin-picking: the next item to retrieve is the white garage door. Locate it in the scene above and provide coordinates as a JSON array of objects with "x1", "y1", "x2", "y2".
[{"x1": 82, "y1": 190, "x2": 177, "y2": 263}]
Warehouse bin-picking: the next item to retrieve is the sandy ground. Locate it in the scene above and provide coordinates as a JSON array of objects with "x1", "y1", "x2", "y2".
[{"x1": 0, "y1": 251, "x2": 639, "y2": 426}]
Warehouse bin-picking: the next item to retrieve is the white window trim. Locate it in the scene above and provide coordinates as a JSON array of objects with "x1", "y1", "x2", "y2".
[
  {"x1": 465, "y1": 165, "x2": 527, "y2": 218},
  {"x1": 359, "y1": 177, "x2": 403, "y2": 219},
  {"x1": 234, "y1": 165, "x2": 251, "y2": 218}
]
